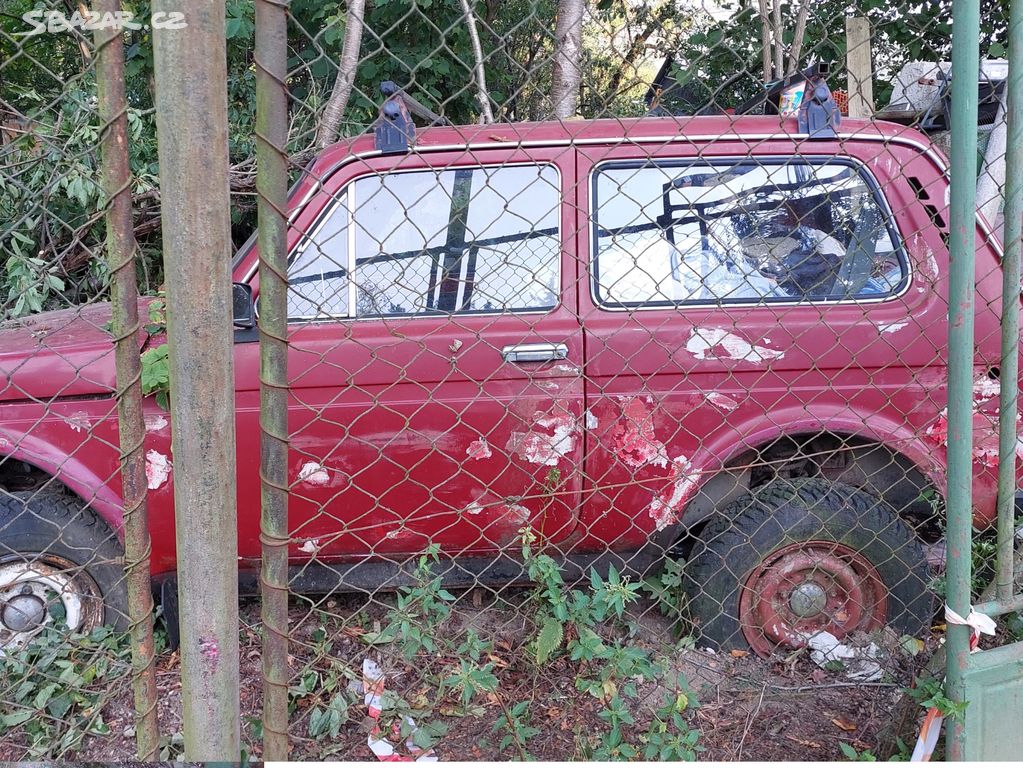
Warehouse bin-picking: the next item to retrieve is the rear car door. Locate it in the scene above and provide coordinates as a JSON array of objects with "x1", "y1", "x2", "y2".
[
  {"x1": 281, "y1": 147, "x2": 583, "y2": 558},
  {"x1": 574, "y1": 139, "x2": 915, "y2": 548}
]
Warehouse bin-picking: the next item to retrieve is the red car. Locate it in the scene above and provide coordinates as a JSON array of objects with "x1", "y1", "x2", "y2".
[{"x1": 0, "y1": 114, "x2": 1009, "y2": 655}]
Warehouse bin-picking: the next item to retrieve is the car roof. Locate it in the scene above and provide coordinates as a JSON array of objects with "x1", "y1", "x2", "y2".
[{"x1": 314, "y1": 115, "x2": 935, "y2": 168}]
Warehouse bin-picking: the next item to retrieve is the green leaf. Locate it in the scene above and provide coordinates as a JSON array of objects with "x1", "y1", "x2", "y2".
[
  {"x1": 989, "y1": 42, "x2": 1006, "y2": 58},
  {"x1": 1, "y1": 710, "x2": 34, "y2": 728},
  {"x1": 535, "y1": 616, "x2": 563, "y2": 665}
]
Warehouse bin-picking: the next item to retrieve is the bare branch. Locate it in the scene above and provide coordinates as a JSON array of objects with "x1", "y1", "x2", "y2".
[
  {"x1": 757, "y1": 0, "x2": 772, "y2": 81},
  {"x1": 458, "y1": 0, "x2": 495, "y2": 123},
  {"x1": 316, "y1": 0, "x2": 367, "y2": 149},
  {"x1": 788, "y1": 0, "x2": 811, "y2": 74}
]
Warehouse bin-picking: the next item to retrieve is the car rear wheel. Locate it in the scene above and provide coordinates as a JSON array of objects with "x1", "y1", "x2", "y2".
[
  {"x1": 0, "y1": 492, "x2": 126, "y2": 651},
  {"x1": 682, "y1": 478, "x2": 932, "y2": 655}
]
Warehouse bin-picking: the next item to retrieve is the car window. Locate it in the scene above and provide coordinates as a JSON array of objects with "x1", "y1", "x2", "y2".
[
  {"x1": 591, "y1": 159, "x2": 906, "y2": 308},
  {"x1": 288, "y1": 164, "x2": 560, "y2": 319}
]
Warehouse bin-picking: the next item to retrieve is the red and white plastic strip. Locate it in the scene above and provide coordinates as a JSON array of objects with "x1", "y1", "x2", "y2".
[
  {"x1": 362, "y1": 658, "x2": 438, "y2": 762},
  {"x1": 909, "y1": 605, "x2": 997, "y2": 762}
]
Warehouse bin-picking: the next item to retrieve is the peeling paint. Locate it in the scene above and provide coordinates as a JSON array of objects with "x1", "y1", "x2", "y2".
[
  {"x1": 686, "y1": 328, "x2": 784, "y2": 364},
  {"x1": 144, "y1": 413, "x2": 169, "y2": 433},
  {"x1": 877, "y1": 322, "x2": 908, "y2": 335},
  {"x1": 585, "y1": 409, "x2": 598, "y2": 429},
  {"x1": 612, "y1": 397, "x2": 668, "y2": 469},
  {"x1": 145, "y1": 450, "x2": 172, "y2": 490},
  {"x1": 449, "y1": 339, "x2": 463, "y2": 353},
  {"x1": 502, "y1": 502, "x2": 531, "y2": 522},
  {"x1": 552, "y1": 363, "x2": 581, "y2": 376},
  {"x1": 507, "y1": 414, "x2": 578, "y2": 466},
  {"x1": 298, "y1": 539, "x2": 320, "y2": 553},
  {"x1": 648, "y1": 455, "x2": 699, "y2": 531},
  {"x1": 298, "y1": 461, "x2": 330, "y2": 486},
  {"x1": 466, "y1": 500, "x2": 484, "y2": 515},
  {"x1": 65, "y1": 411, "x2": 90, "y2": 433},
  {"x1": 972, "y1": 376, "x2": 1000, "y2": 401},
  {"x1": 706, "y1": 392, "x2": 740, "y2": 411},
  {"x1": 466, "y1": 438, "x2": 493, "y2": 460}
]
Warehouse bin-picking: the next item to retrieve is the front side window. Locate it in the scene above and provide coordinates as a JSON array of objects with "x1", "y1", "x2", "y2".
[
  {"x1": 592, "y1": 159, "x2": 907, "y2": 308},
  {"x1": 288, "y1": 164, "x2": 560, "y2": 320}
]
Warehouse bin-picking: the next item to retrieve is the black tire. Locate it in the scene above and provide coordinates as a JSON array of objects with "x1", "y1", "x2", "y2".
[
  {"x1": 683, "y1": 478, "x2": 932, "y2": 653},
  {"x1": 0, "y1": 491, "x2": 127, "y2": 644}
]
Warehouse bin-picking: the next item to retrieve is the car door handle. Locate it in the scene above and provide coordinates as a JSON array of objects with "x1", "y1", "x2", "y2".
[{"x1": 500, "y1": 342, "x2": 569, "y2": 364}]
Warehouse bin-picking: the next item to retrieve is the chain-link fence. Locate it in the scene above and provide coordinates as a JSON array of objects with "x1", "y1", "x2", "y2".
[{"x1": 1, "y1": 0, "x2": 1020, "y2": 762}]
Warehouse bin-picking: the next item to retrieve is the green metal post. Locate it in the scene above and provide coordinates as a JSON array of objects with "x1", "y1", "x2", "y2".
[
  {"x1": 93, "y1": 1, "x2": 160, "y2": 758},
  {"x1": 946, "y1": 0, "x2": 981, "y2": 760},
  {"x1": 255, "y1": 0, "x2": 291, "y2": 759},
  {"x1": 151, "y1": 2, "x2": 241, "y2": 760},
  {"x1": 998, "y1": 0, "x2": 1023, "y2": 607}
]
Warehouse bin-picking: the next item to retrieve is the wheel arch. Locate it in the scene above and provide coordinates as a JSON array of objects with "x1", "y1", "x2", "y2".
[
  {"x1": 0, "y1": 428, "x2": 125, "y2": 538},
  {"x1": 652, "y1": 408, "x2": 946, "y2": 548}
]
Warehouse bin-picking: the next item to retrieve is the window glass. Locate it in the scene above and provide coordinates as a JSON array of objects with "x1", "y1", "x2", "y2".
[
  {"x1": 288, "y1": 191, "x2": 349, "y2": 319},
  {"x1": 592, "y1": 160, "x2": 906, "y2": 307},
  {"x1": 288, "y1": 164, "x2": 560, "y2": 319}
]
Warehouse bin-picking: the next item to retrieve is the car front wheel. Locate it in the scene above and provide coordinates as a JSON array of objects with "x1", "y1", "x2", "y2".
[{"x1": 0, "y1": 492, "x2": 126, "y2": 651}]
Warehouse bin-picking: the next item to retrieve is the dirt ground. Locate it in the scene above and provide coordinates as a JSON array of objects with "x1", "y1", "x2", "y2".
[{"x1": 4, "y1": 591, "x2": 935, "y2": 763}]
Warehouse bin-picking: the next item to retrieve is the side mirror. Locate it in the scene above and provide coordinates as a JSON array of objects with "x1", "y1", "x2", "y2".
[{"x1": 232, "y1": 283, "x2": 255, "y2": 329}]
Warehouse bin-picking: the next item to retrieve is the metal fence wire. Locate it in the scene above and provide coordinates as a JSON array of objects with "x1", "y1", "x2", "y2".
[{"x1": 0, "y1": 0, "x2": 1021, "y2": 762}]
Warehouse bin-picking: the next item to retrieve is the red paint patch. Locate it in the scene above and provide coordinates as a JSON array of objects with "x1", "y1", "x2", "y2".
[{"x1": 611, "y1": 397, "x2": 668, "y2": 469}]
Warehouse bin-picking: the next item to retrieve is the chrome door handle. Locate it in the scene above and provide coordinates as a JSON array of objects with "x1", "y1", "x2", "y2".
[{"x1": 500, "y1": 342, "x2": 569, "y2": 364}]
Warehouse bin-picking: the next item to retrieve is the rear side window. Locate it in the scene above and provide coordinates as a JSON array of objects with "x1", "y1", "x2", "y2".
[
  {"x1": 591, "y1": 159, "x2": 907, "y2": 308},
  {"x1": 288, "y1": 164, "x2": 560, "y2": 320}
]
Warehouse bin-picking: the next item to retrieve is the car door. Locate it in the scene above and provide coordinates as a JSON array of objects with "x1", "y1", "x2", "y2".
[
  {"x1": 574, "y1": 140, "x2": 917, "y2": 548},
  {"x1": 281, "y1": 146, "x2": 583, "y2": 558}
]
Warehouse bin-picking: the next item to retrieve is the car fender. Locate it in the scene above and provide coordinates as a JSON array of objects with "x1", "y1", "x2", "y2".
[{"x1": 0, "y1": 425, "x2": 125, "y2": 536}]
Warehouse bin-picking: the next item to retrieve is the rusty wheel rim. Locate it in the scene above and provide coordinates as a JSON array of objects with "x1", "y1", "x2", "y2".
[
  {"x1": 738, "y1": 541, "x2": 888, "y2": 657},
  {"x1": 0, "y1": 554, "x2": 104, "y2": 651}
]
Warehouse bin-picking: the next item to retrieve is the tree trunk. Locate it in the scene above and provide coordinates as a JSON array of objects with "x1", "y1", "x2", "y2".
[
  {"x1": 316, "y1": 0, "x2": 367, "y2": 149},
  {"x1": 771, "y1": 0, "x2": 783, "y2": 80},
  {"x1": 458, "y1": 0, "x2": 495, "y2": 123},
  {"x1": 788, "y1": 0, "x2": 811, "y2": 75},
  {"x1": 550, "y1": 0, "x2": 585, "y2": 120},
  {"x1": 757, "y1": 0, "x2": 772, "y2": 82}
]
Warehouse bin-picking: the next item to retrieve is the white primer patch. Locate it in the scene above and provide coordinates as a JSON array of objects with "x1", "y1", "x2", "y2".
[
  {"x1": 585, "y1": 409, "x2": 598, "y2": 429},
  {"x1": 504, "y1": 503, "x2": 531, "y2": 522},
  {"x1": 145, "y1": 450, "x2": 172, "y2": 490},
  {"x1": 466, "y1": 438, "x2": 493, "y2": 460},
  {"x1": 878, "y1": 322, "x2": 908, "y2": 335},
  {"x1": 507, "y1": 414, "x2": 578, "y2": 466},
  {"x1": 648, "y1": 455, "x2": 699, "y2": 531},
  {"x1": 706, "y1": 392, "x2": 739, "y2": 411},
  {"x1": 466, "y1": 500, "x2": 484, "y2": 516},
  {"x1": 298, "y1": 461, "x2": 330, "y2": 486},
  {"x1": 66, "y1": 411, "x2": 90, "y2": 433},
  {"x1": 298, "y1": 539, "x2": 320, "y2": 554},
  {"x1": 686, "y1": 328, "x2": 784, "y2": 364},
  {"x1": 144, "y1": 413, "x2": 169, "y2": 432},
  {"x1": 972, "y1": 376, "x2": 1000, "y2": 401}
]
